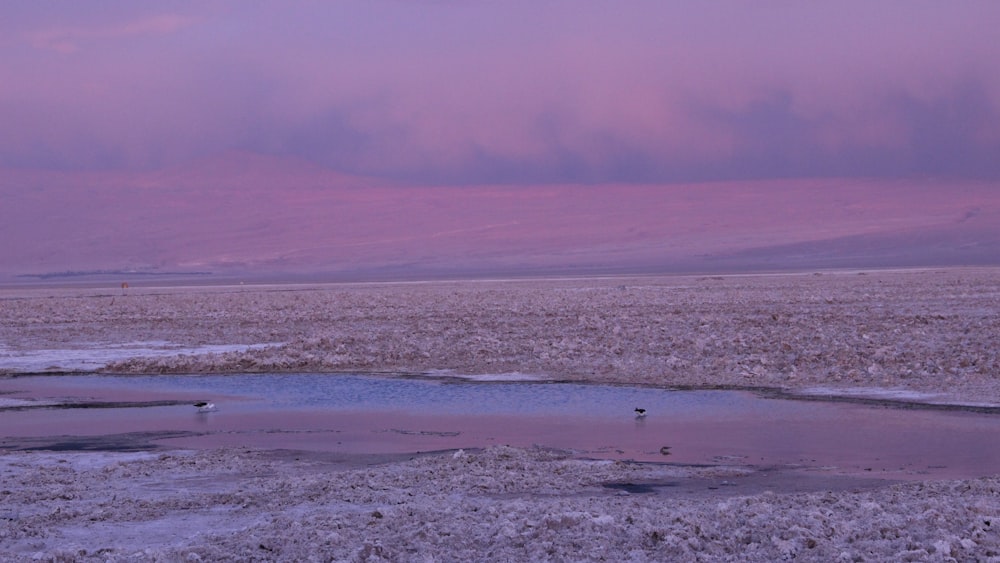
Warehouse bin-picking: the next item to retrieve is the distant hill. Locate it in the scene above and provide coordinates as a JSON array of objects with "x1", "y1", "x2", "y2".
[{"x1": 3, "y1": 152, "x2": 999, "y2": 282}]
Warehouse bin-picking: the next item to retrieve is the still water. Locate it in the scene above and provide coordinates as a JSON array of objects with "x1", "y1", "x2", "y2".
[{"x1": 2, "y1": 373, "x2": 999, "y2": 479}]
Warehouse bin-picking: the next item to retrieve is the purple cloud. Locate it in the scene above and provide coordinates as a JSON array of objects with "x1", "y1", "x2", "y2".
[{"x1": 1, "y1": 2, "x2": 998, "y2": 183}]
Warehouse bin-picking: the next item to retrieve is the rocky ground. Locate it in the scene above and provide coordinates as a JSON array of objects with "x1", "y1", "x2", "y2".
[
  {"x1": 3, "y1": 268, "x2": 1000, "y2": 401},
  {"x1": 2, "y1": 268, "x2": 1000, "y2": 560},
  {"x1": 1, "y1": 446, "x2": 998, "y2": 562}
]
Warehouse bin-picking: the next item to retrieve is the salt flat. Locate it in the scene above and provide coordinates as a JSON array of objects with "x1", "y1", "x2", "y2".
[
  {"x1": 3, "y1": 267, "x2": 998, "y2": 403},
  {"x1": 1, "y1": 268, "x2": 999, "y2": 561}
]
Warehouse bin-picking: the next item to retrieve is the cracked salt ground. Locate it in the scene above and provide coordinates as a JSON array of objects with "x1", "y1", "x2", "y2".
[
  {"x1": 0, "y1": 341, "x2": 279, "y2": 374},
  {"x1": 2, "y1": 269, "x2": 1000, "y2": 560},
  {"x1": 1, "y1": 446, "x2": 998, "y2": 561},
  {"x1": 3, "y1": 269, "x2": 999, "y2": 407}
]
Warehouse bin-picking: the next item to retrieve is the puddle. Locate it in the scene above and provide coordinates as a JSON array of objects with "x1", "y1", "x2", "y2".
[{"x1": 2, "y1": 374, "x2": 999, "y2": 480}]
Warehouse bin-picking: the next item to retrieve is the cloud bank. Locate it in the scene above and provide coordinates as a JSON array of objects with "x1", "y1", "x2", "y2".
[{"x1": 2, "y1": 2, "x2": 999, "y2": 184}]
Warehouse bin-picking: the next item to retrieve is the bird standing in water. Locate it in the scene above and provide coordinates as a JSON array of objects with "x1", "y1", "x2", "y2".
[
  {"x1": 634, "y1": 407, "x2": 647, "y2": 418},
  {"x1": 194, "y1": 401, "x2": 216, "y2": 412}
]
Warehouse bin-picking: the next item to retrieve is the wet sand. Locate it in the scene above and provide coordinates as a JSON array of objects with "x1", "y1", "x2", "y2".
[{"x1": 2, "y1": 268, "x2": 1000, "y2": 560}]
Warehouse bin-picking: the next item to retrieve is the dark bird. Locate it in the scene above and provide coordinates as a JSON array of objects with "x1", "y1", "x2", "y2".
[{"x1": 634, "y1": 407, "x2": 647, "y2": 418}]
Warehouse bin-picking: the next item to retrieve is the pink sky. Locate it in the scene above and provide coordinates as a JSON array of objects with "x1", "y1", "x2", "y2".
[{"x1": 2, "y1": 3, "x2": 1000, "y2": 279}]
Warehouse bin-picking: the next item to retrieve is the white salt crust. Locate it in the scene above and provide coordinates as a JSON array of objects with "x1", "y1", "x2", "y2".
[{"x1": 2, "y1": 268, "x2": 1000, "y2": 560}]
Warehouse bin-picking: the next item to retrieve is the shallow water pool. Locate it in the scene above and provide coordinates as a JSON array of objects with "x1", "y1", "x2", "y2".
[{"x1": 2, "y1": 373, "x2": 999, "y2": 480}]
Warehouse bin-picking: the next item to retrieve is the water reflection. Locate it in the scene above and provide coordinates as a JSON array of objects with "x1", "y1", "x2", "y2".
[{"x1": 2, "y1": 373, "x2": 999, "y2": 480}]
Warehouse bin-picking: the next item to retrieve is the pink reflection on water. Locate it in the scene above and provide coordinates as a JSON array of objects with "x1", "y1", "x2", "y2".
[{"x1": 2, "y1": 377, "x2": 999, "y2": 480}]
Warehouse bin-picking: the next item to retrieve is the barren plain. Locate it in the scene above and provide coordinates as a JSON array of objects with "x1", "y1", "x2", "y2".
[{"x1": 2, "y1": 268, "x2": 999, "y2": 561}]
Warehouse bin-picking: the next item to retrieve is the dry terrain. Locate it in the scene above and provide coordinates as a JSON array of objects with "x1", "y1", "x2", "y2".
[{"x1": 2, "y1": 268, "x2": 999, "y2": 561}]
